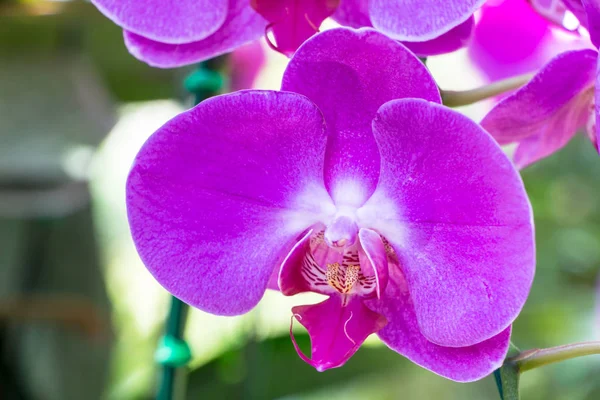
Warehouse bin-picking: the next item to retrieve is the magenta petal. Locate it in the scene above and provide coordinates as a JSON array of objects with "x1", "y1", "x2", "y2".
[
  {"x1": 368, "y1": 271, "x2": 511, "y2": 382},
  {"x1": 403, "y1": 16, "x2": 474, "y2": 56},
  {"x1": 531, "y1": 0, "x2": 571, "y2": 25},
  {"x1": 278, "y1": 229, "x2": 315, "y2": 296},
  {"x1": 332, "y1": 0, "x2": 371, "y2": 28},
  {"x1": 283, "y1": 28, "x2": 440, "y2": 207},
  {"x1": 582, "y1": 0, "x2": 600, "y2": 46},
  {"x1": 563, "y1": 0, "x2": 600, "y2": 47},
  {"x1": 92, "y1": 0, "x2": 229, "y2": 44},
  {"x1": 123, "y1": 0, "x2": 265, "y2": 68},
  {"x1": 481, "y1": 49, "x2": 597, "y2": 168},
  {"x1": 267, "y1": 266, "x2": 281, "y2": 291},
  {"x1": 358, "y1": 228, "x2": 388, "y2": 299},
  {"x1": 359, "y1": 99, "x2": 534, "y2": 347},
  {"x1": 252, "y1": 0, "x2": 339, "y2": 56},
  {"x1": 126, "y1": 91, "x2": 334, "y2": 315},
  {"x1": 563, "y1": 0, "x2": 589, "y2": 26},
  {"x1": 369, "y1": 0, "x2": 484, "y2": 41},
  {"x1": 291, "y1": 296, "x2": 387, "y2": 371}
]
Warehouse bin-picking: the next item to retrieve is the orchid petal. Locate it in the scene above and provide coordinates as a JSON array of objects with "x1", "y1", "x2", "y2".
[
  {"x1": 369, "y1": 0, "x2": 485, "y2": 41},
  {"x1": 481, "y1": 49, "x2": 596, "y2": 168},
  {"x1": 530, "y1": 0, "x2": 571, "y2": 25},
  {"x1": 562, "y1": 0, "x2": 600, "y2": 48},
  {"x1": 332, "y1": 0, "x2": 370, "y2": 28},
  {"x1": 92, "y1": 0, "x2": 229, "y2": 44},
  {"x1": 267, "y1": 267, "x2": 281, "y2": 291},
  {"x1": 267, "y1": 260, "x2": 281, "y2": 292},
  {"x1": 359, "y1": 99, "x2": 534, "y2": 347},
  {"x1": 358, "y1": 228, "x2": 388, "y2": 299},
  {"x1": 333, "y1": 1, "x2": 475, "y2": 56},
  {"x1": 333, "y1": 3, "x2": 474, "y2": 57},
  {"x1": 251, "y1": 0, "x2": 340, "y2": 57},
  {"x1": 563, "y1": 0, "x2": 590, "y2": 27},
  {"x1": 278, "y1": 229, "x2": 319, "y2": 296},
  {"x1": 123, "y1": 0, "x2": 264, "y2": 68},
  {"x1": 282, "y1": 28, "x2": 440, "y2": 207},
  {"x1": 126, "y1": 91, "x2": 334, "y2": 315},
  {"x1": 582, "y1": 0, "x2": 600, "y2": 47},
  {"x1": 369, "y1": 270, "x2": 511, "y2": 382},
  {"x1": 403, "y1": 16, "x2": 474, "y2": 57},
  {"x1": 291, "y1": 296, "x2": 387, "y2": 371}
]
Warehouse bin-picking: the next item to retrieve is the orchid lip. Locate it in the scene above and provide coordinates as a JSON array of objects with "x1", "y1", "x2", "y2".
[
  {"x1": 281, "y1": 227, "x2": 390, "y2": 371},
  {"x1": 299, "y1": 230, "x2": 379, "y2": 299}
]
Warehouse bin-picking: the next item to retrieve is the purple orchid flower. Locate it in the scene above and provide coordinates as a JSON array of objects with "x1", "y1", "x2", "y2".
[
  {"x1": 468, "y1": 0, "x2": 588, "y2": 82},
  {"x1": 126, "y1": 28, "x2": 535, "y2": 379},
  {"x1": 481, "y1": 1, "x2": 600, "y2": 168},
  {"x1": 91, "y1": 0, "x2": 485, "y2": 67}
]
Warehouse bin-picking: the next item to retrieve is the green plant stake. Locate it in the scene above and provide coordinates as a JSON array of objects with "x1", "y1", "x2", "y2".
[{"x1": 155, "y1": 61, "x2": 226, "y2": 400}]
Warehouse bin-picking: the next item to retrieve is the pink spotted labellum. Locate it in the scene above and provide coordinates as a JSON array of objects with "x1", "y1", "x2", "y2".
[
  {"x1": 481, "y1": 1, "x2": 600, "y2": 168},
  {"x1": 127, "y1": 28, "x2": 535, "y2": 380},
  {"x1": 91, "y1": 0, "x2": 485, "y2": 67}
]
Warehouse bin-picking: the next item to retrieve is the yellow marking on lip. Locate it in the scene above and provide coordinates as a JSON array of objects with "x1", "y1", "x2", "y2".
[{"x1": 326, "y1": 263, "x2": 360, "y2": 294}]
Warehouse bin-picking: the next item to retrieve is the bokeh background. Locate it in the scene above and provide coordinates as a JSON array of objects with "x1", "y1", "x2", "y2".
[{"x1": 1, "y1": 1, "x2": 599, "y2": 399}]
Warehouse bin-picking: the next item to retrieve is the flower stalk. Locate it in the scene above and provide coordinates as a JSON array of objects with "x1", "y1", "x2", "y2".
[
  {"x1": 441, "y1": 72, "x2": 534, "y2": 107},
  {"x1": 510, "y1": 341, "x2": 600, "y2": 372},
  {"x1": 494, "y1": 341, "x2": 600, "y2": 400}
]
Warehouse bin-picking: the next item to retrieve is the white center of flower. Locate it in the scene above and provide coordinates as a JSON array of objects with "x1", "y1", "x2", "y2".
[{"x1": 324, "y1": 214, "x2": 358, "y2": 249}]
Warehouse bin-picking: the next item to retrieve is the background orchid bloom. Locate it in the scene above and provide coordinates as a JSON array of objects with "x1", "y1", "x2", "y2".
[
  {"x1": 481, "y1": 49, "x2": 598, "y2": 168},
  {"x1": 332, "y1": 0, "x2": 481, "y2": 56},
  {"x1": 481, "y1": 1, "x2": 600, "y2": 168},
  {"x1": 126, "y1": 28, "x2": 535, "y2": 380},
  {"x1": 468, "y1": 0, "x2": 589, "y2": 82},
  {"x1": 228, "y1": 40, "x2": 266, "y2": 91},
  {"x1": 92, "y1": 0, "x2": 266, "y2": 68},
  {"x1": 91, "y1": 0, "x2": 486, "y2": 67}
]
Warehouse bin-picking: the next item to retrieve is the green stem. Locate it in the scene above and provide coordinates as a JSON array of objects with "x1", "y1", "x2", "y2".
[
  {"x1": 441, "y1": 72, "x2": 534, "y2": 107},
  {"x1": 510, "y1": 341, "x2": 600, "y2": 372}
]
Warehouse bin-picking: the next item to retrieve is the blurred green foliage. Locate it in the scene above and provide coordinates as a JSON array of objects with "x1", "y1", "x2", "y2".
[{"x1": 0, "y1": 1, "x2": 186, "y2": 102}]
